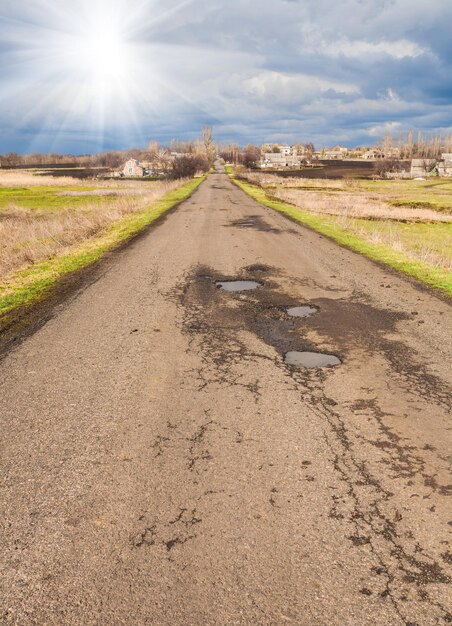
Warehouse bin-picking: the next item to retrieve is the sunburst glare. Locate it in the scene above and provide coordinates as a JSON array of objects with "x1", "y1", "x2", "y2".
[{"x1": 0, "y1": 0, "x2": 198, "y2": 150}]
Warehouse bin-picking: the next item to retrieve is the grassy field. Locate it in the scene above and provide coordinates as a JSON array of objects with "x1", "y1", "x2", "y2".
[
  {"x1": 0, "y1": 186, "x2": 105, "y2": 212},
  {"x1": 228, "y1": 167, "x2": 452, "y2": 296},
  {"x1": 0, "y1": 170, "x2": 204, "y2": 321}
]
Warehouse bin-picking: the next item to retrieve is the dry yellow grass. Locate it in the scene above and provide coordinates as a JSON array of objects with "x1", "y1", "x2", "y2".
[
  {"x1": 228, "y1": 168, "x2": 452, "y2": 290},
  {"x1": 234, "y1": 170, "x2": 452, "y2": 276},
  {"x1": 0, "y1": 170, "x2": 88, "y2": 187},
  {"x1": 273, "y1": 188, "x2": 452, "y2": 223},
  {"x1": 0, "y1": 179, "x2": 185, "y2": 279},
  {"x1": 0, "y1": 169, "x2": 162, "y2": 189},
  {"x1": 241, "y1": 171, "x2": 355, "y2": 190}
]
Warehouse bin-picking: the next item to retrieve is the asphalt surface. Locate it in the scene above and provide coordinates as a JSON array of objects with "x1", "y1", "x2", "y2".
[{"x1": 1, "y1": 164, "x2": 451, "y2": 625}]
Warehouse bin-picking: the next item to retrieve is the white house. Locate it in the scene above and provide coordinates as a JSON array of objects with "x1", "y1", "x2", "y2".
[
  {"x1": 261, "y1": 152, "x2": 302, "y2": 168},
  {"x1": 278, "y1": 145, "x2": 297, "y2": 156}
]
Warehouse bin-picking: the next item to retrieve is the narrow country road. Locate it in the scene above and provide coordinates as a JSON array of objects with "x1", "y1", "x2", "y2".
[{"x1": 1, "y1": 164, "x2": 451, "y2": 626}]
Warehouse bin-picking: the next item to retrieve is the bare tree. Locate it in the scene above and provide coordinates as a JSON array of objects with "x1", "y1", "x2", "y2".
[
  {"x1": 374, "y1": 157, "x2": 403, "y2": 178},
  {"x1": 148, "y1": 140, "x2": 159, "y2": 155},
  {"x1": 202, "y1": 126, "x2": 216, "y2": 163}
]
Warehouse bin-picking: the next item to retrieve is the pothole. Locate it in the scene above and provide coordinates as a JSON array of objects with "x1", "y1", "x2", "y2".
[
  {"x1": 287, "y1": 306, "x2": 318, "y2": 318},
  {"x1": 284, "y1": 351, "x2": 341, "y2": 368},
  {"x1": 216, "y1": 281, "x2": 261, "y2": 292},
  {"x1": 229, "y1": 217, "x2": 281, "y2": 233},
  {"x1": 245, "y1": 264, "x2": 271, "y2": 274}
]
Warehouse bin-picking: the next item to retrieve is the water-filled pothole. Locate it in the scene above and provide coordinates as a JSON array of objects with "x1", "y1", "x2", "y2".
[
  {"x1": 287, "y1": 306, "x2": 318, "y2": 318},
  {"x1": 284, "y1": 351, "x2": 341, "y2": 368},
  {"x1": 216, "y1": 281, "x2": 261, "y2": 292}
]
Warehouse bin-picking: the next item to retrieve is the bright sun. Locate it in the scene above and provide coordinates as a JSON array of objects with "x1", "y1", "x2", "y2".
[
  {"x1": 6, "y1": 0, "x2": 179, "y2": 147},
  {"x1": 57, "y1": 14, "x2": 134, "y2": 101},
  {"x1": 78, "y1": 26, "x2": 129, "y2": 83}
]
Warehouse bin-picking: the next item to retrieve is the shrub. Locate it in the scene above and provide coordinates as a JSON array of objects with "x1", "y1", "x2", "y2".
[{"x1": 169, "y1": 155, "x2": 210, "y2": 179}]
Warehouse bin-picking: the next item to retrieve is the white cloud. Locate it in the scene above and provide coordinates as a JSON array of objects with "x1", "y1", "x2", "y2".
[
  {"x1": 308, "y1": 37, "x2": 428, "y2": 59},
  {"x1": 0, "y1": 0, "x2": 451, "y2": 151},
  {"x1": 368, "y1": 121, "x2": 403, "y2": 137},
  {"x1": 214, "y1": 70, "x2": 358, "y2": 102}
]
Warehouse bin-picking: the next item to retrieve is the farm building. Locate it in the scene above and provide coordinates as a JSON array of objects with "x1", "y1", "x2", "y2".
[
  {"x1": 411, "y1": 155, "x2": 452, "y2": 178},
  {"x1": 438, "y1": 154, "x2": 452, "y2": 177},
  {"x1": 323, "y1": 145, "x2": 348, "y2": 159},
  {"x1": 260, "y1": 152, "x2": 302, "y2": 168}
]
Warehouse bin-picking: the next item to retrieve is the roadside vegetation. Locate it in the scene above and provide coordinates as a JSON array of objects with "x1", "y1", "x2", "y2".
[
  {"x1": 0, "y1": 170, "x2": 204, "y2": 322},
  {"x1": 227, "y1": 167, "x2": 452, "y2": 295}
]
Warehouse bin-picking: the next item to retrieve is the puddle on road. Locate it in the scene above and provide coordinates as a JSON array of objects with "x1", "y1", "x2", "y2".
[
  {"x1": 287, "y1": 306, "x2": 318, "y2": 318},
  {"x1": 284, "y1": 351, "x2": 341, "y2": 368},
  {"x1": 216, "y1": 281, "x2": 261, "y2": 292},
  {"x1": 234, "y1": 218, "x2": 256, "y2": 227}
]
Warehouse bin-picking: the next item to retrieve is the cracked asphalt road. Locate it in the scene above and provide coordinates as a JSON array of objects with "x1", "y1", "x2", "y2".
[{"x1": 1, "y1": 164, "x2": 451, "y2": 625}]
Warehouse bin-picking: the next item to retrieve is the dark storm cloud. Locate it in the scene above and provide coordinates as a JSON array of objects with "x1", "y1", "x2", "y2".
[{"x1": 0, "y1": 0, "x2": 451, "y2": 152}]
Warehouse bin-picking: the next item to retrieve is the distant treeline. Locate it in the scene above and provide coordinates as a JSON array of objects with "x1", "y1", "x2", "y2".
[
  {"x1": 0, "y1": 127, "x2": 217, "y2": 171},
  {"x1": 0, "y1": 149, "x2": 145, "y2": 169},
  {"x1": 0, "y1": 128, "x2": 217, "y2": 180}
]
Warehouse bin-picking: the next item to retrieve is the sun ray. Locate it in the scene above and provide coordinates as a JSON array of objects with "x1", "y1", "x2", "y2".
[{"x1": 0, "y1": 0, "x2": 222, "y2": 152}]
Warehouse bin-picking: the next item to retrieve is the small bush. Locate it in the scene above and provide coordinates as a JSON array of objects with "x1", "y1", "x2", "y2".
[{"x1": 170, "y1": 155, "x2": 210, "y2": 179}]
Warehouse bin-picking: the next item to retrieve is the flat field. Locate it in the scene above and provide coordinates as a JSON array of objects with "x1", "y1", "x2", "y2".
[
  {"x1": 0, "y1": 169, "x2": 202, "y2": 319},
  {"x1": 233, "y1": 169, "x2": 452, "y2": 293}
]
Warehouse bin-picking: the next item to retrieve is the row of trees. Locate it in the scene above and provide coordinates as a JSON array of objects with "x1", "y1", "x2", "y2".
[
  {"x1": 381, "y1": 130, "x2": 452, "y2": 159},
  {"x1": 0, "y1": 149, "x2": 141, "y2": 169}
]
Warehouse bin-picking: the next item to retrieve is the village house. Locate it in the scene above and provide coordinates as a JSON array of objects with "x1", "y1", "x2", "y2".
[
  {"x1": 361, "y1": 147, "x2": 400, "y2": 160},
  {"x1": 323, "y1": 145, "x2": 348, "y2": 159},
  {"x1": 362, "y1": 149, "x2": 383, "y2": 160},
  {"x1": 385, "y1": 147, "x2": 402, "y2": 159},
  {"x1": 278, "y1": 145, "x2": 297, "y2": 157},
  {"x1": 122, "y1": 159, "x2": 147, "y2": 177}
]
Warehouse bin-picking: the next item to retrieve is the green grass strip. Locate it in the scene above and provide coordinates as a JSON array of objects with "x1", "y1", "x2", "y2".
[
  {"x1": 230, "y1": 174, "x2": 452, "y2": 297},
  {"x1": 0, "y1": 176, "x2": 205, "y2": 319}
]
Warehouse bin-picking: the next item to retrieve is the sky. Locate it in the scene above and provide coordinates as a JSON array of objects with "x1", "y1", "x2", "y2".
[{"x1": 1, "y1": 0, "x2": 451, "y2": 154}]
